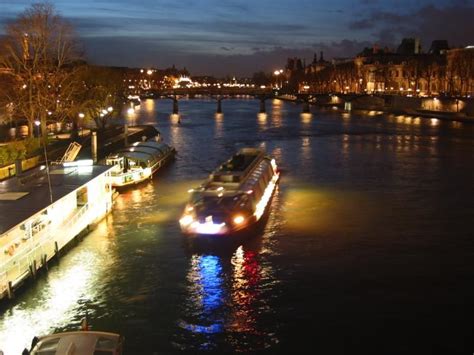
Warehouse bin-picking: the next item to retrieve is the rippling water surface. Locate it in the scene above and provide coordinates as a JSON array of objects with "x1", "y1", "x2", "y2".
[{"x1": 1, "y1": 99, "x2": 473, "y2": 354}]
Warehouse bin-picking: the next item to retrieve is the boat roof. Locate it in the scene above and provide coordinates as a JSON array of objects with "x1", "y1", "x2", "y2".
[
  {"x1": 0, "y1": 163, "x2": 113, "y2": 236},
  {"x1": 30, "y1": 331, "x2": 121, "y2": 355},
  {"x1": 209, "y1": 148, "x2": 265, "y2": 184},
  {"x1": 109, "y1": 141, "x2": 172, "y2": 163}
]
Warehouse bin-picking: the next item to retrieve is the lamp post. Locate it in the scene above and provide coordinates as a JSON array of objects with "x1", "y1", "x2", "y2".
[
  {"x1": 273, "y1": 69, "x2": 284, "y2": 89},
  {"x1": 78, "y1": 113, "x2": 85, "y2": 137},
  {"x1": 34, "y1": 120, "x2": 41, "y2": 138}
]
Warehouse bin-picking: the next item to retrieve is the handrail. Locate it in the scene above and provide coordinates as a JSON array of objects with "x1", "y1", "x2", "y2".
[{"x1": 0, "y1": 203, "x2": 90, "y2": 273}]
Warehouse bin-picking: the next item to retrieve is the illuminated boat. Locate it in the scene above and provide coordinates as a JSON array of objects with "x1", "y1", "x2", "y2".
[
  {"x1": 179, "y1": 148, "x2": 279, "y2": 235},
  {"x1": 24, "y1": 331, "x2": 124, "y2": 355},
  {"x1": 106, "y1": 138, "x2": 175, "y2": 188}
]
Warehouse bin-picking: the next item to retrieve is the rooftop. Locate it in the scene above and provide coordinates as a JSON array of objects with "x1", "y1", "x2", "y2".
[{"x1": 0, "y1": 163, "x2": 112, "y2": 235}]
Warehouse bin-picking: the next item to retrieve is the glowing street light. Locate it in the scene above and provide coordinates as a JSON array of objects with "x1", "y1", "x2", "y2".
[
  {"x1": 34, "y1": 120, "x2": 41, "y2": 137},
  {"x1": 107, "y1": 106, "x2": 113, "y2": 112},
  {"x1": 78, "y1": 113, "x2": 85, "y2": 119},
  {"x1": 147, "y1": 69, "x2": 153, "y2": 75}
]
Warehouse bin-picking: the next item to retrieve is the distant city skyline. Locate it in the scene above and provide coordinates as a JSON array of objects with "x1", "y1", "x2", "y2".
[{"x1": 1, "y1": 0, "x2": 473, "y2": 76}]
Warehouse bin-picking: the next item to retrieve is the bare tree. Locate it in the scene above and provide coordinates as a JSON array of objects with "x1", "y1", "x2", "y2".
[
  {"x1": 0, "y1": 2, "x2": 81, "y2": 140},
  {"x1": 75, "y1": 65, "x2": 125, "y2": 130},
  {"x1": 448, "y1": 48, "x2": 474, "y2": 96}
]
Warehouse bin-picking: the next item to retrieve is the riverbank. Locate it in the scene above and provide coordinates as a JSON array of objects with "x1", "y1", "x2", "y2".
[
  {"x1": 277, "y1": 94, "x2": 474, "y2": 123},
  {"x1": 0, "y1": 124, "x2": 158, "y2": 181}
]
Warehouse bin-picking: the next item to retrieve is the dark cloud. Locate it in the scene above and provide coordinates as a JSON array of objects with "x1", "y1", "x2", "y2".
[
  {"x1": 349, "y1": 4, "x2": 474, "y2": 48},
  {"x1": 83, "y1": 36, "x2": 371, "y2": 77},
  {"x1": 1, "y1": 0, "x2": 472, "y2": 76},
  {"x1": 349, "y1": 19, "x2": 373, "y2": 30}
]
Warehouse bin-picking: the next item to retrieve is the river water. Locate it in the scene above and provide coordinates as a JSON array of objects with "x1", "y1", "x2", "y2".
[{"x1": 1, "y1": 98, "x2": 473, "y2": 354}]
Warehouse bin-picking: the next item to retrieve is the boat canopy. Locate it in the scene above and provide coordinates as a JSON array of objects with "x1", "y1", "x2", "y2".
[
  {"x1": 119, "y1": 142, "x2": 173, "y2": 164},
  {"x1": 211, "y1": 148, "x2": 264, "y2": 183}
]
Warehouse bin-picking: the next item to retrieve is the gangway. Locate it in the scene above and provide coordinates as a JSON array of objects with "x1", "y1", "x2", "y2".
[{"x1": 57, "y1": 142, "x2": 82, "y2": 164}]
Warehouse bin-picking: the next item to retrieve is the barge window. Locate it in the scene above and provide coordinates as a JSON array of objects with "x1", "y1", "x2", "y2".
[
  {"x1": 76, "y1": 186, "x2": 88, "y2": 206},
  {"x1": 258, "y1": 178, "x2": 266, "y2": 195}
]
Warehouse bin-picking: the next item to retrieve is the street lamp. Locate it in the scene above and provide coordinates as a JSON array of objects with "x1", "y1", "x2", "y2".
[
  {"x1": 34, "y1": 120, "x2": 41, "y2": 138},
  {"x1": 274, "y1": 69, "x2": 284, "y2": 89},
  {"x1": 107, "y1": 106, "x2": 113, "y2": 112}
]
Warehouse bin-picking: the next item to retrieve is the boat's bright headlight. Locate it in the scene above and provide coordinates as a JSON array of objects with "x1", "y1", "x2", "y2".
[
  {"x1": 180, "y1": 214, "x2": 194, "y2": 226},
  {"x1": 233, "y1": 215, "x2": 245, "y2": 225}
]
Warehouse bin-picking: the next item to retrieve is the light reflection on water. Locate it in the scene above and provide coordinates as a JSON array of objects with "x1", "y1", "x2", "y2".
[
  {"x1": 0, "y1": 221, "x2": 114, "y2": 354},
  {"x1": 1, "y1": 99, "x2": 473, "y2": 354}
]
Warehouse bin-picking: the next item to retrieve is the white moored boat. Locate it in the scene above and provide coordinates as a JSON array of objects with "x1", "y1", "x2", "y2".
[
  {"x1": 23, "y1": 331, "x2": 124, "y2": 355},
  {"x1": 106, "y1": 139, "x2": 175, "y2": 188},
  {"x1": 179, "y1": 148, "x2": 279, "y2": 235}
]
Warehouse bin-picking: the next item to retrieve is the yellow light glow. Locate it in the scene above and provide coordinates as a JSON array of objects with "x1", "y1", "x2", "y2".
[
  {"x1": 254, "y1": 171, "x2": 279, "y2": 220},
  {"x1": 233, "y1": 215, "x2": 245, "y2": 224},
  {"x1": 180, "y1": 215, "x2": 194, "y2": 226}
]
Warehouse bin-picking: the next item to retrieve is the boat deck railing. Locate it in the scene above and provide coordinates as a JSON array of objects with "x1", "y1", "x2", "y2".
[{"x1": 0, "y1": 201, "x2": 98, "y2": 298}]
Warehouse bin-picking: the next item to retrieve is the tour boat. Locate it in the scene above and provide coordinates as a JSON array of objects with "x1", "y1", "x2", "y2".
[
  {"x1": 179, "y1": 148, "x2": 279, "y2": 235},
  {"x1": 24, "y1": 331, "x2": 124, "y2": 355},
  {"x1": 106, "y1": 138, "x2": 175, "y2": 188}
]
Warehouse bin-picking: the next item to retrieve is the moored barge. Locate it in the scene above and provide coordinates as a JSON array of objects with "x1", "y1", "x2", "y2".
[
  {"x1": 106, "y1": 139, "x2": 175, "y2": 188},
  {"x1": 179, "y1": 148, "x2": 279, "y2": 235}
]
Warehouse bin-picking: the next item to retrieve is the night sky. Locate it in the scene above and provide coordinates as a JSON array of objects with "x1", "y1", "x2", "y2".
[{"x1": 1, "y1": 0, "x2": 473, "y2": 76}]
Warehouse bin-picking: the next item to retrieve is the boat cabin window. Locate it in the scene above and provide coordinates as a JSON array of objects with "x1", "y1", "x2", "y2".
[
  {"x1": 106, "y1": 157, "x2": 123, "y2": 169},
  {"x1": 76, "y1": 186, "x2": 88, "y2": 207},
  {"x1": 32, "y1": 337, "x2": 60, "y2": 354},
  {"x1": 93, "y1": 336, "x2": 119, "y2": 354},
  {"x1": 212, "y1": 174, "x2": 238, "y2": 183}
]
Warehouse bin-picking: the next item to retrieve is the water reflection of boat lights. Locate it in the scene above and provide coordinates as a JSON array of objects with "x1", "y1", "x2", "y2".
[
  {"x1": 0, "y1": 252, "x2": 97, "y2": 354},
  {"x1": 232, "y1": 246, "x2": 260, "y2": 291},
  {"x1": 131, "y1": 189, "x2": 143, "y2": 204},
  {"x1": 181, "y1": 255, "x2": 224, "y2": 334}
]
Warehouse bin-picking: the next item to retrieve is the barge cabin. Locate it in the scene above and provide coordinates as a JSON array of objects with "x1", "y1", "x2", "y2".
[
  {"x1": 0, "y1": 160, "x2": 114, "y2": 300},
  {"x1": 106, "y1": 139, "x2": 175, "y2": 188}
]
